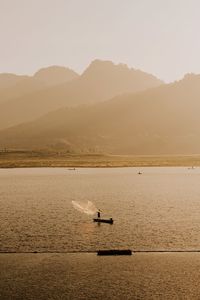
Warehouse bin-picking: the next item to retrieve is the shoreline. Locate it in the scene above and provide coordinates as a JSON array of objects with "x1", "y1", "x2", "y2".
[{"x1": 1, "y1": 151, "x2": 200, "y2": 168}]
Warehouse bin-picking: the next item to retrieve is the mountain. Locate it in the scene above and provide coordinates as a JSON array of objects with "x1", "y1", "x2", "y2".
[
  {"x1": 33, "y1": 66, "x2": 78, "y2": 86},
  {"x1": 0, "y1": 60, "x2": 162, "y2": 129},
  {"x1": 0, "y1": 73, "x2": 28, "y2": 90},
  {"x1": 1, "y1": 73, "x2": 200, "y2": 155},
  {"x1": 76, "y1": 60, "x2": 163, "y2": 101},
  {"x1": 0, "y1": 74, "x2": 29, "y2": 103},
  {"x1": 0, "y1": 66, "x2": 79, "y2": 104},
  {"x1": 0, "y1": 77, "x2": 45, "y2": 104}
]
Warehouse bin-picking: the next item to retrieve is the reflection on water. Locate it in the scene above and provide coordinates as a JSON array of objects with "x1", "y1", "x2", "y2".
[
  {"x1": 2, "y1": 253, "x2": 200, "y2": 300},
  {"x1": 1, "y1": 167, "x2": 200, "y2": 252}
]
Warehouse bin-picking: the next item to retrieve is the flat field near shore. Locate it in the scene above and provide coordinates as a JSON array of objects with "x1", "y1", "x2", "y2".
[{"x1": 1, "y1": 151, "x2": 200, "y2": 168}]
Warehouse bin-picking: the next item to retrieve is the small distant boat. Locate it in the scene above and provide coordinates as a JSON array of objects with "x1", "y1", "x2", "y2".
[
  {"x1": 93, "y1": 218, "x2": 114, "y2": 224},
  {"x1": 68, "y1": 168, "x2": 76, "y2": 170},
  {"x1": 138, "y1": 171, "x2": 142, "y2": 175}
]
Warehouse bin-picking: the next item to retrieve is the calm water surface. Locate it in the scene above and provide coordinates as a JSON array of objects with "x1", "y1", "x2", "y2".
[
  {"x1": 2, "y1": 167, "x2": 200, "y2": 299},
  {"x1": 1, "y1": 167, "x2": 200, "y2": 252}
]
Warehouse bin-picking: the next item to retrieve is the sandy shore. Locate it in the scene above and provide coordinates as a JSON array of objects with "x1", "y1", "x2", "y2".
[{"x1": 1, "y1": 151, "x2": 200, "y2": 168}]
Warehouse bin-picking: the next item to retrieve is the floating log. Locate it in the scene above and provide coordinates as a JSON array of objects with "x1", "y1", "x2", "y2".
[{"x1": 97, "y1": 249, "x2": 132, "y2": 256}]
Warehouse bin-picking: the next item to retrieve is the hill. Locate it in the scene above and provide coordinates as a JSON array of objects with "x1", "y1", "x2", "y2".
[
  {"x1": 0, "y1": 73, "x2": 200, "y2": 155},
  {"x1": 0, "y1": 73, "x2": 28, "y2": 90},
  {"x1": 0, "y1": 74, "x2": 29, "y2": 103},
  {"x1": 0, "y1": 66, "x2": 79, "y2": 104},
  {"x1": 33, "y1": 66, "x2": 78, "y2": 86},
  {"x1": 0, "y1": 60, "x2": 162, "y2": 129}
]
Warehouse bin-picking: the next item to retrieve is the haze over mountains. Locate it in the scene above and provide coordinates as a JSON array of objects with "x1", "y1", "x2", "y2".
[
  {"x1": 0, "y1": 66, "x2": 79, "y2": 104},
  {"x1": 0, "y1": 60, "x2": 162, "y2": 129},
  {"x1": 1, "y1": 68, "x2": 200, "y2": 155}
]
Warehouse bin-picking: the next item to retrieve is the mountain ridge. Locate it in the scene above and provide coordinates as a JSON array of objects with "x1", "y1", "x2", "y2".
[
  {"x1": 0, "y1": 73, "x2": 200, "y2": 154},
  {"x1": 0, "y1": 66, "x2": 79, "y2": 104},
  {"x1": 0, "y1": 60, "x2": 163, "y2": 129}
]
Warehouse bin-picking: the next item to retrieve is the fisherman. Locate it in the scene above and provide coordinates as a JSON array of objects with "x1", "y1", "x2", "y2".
[{"x1": 97, "y1": 209, "x2": 101, "y2": 218}]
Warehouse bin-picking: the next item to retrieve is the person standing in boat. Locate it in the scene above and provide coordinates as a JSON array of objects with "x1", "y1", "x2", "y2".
[{"x1": 97, "y1": 209, "x2": 101, "y2": 219}]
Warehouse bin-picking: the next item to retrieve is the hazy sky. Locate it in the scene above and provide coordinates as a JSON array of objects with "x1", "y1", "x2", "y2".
[{"x1": 1, "y1": 0, "x2": 200, "y2": 82}]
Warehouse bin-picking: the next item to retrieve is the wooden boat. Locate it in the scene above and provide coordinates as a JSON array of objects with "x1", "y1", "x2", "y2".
[
  {"x1": 93, "y1": 218, "x2": 113, "y2": 224},
  {"x1": 97, "y1": 249, "x2": 132, "y2": 256}
]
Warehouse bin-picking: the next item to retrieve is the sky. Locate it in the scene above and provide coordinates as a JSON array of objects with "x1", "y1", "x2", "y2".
[{"x1": 1, "y1": 0, "x2": 200, "y2": 82}]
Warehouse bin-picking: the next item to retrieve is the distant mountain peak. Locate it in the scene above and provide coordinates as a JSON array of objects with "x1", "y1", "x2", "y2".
[
  {"x1": 82, "y1": 59, "x2": 163, "y2": 84},
  {"x1": 34, "y1": 65, "x2": 79, "y2": 86},
  {"x1": 82, "y1": 59, "x2": 130, "y2": 75}
]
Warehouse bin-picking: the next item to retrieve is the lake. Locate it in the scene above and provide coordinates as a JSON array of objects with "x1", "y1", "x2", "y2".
[{"x1": 1, "y1": 167, "x2": 200, "y2": 299}]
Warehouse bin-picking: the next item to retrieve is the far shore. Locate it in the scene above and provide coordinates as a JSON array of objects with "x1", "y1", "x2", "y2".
[{"x1": 1, "y1": 150, "x2": 200, "y2": 168}]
